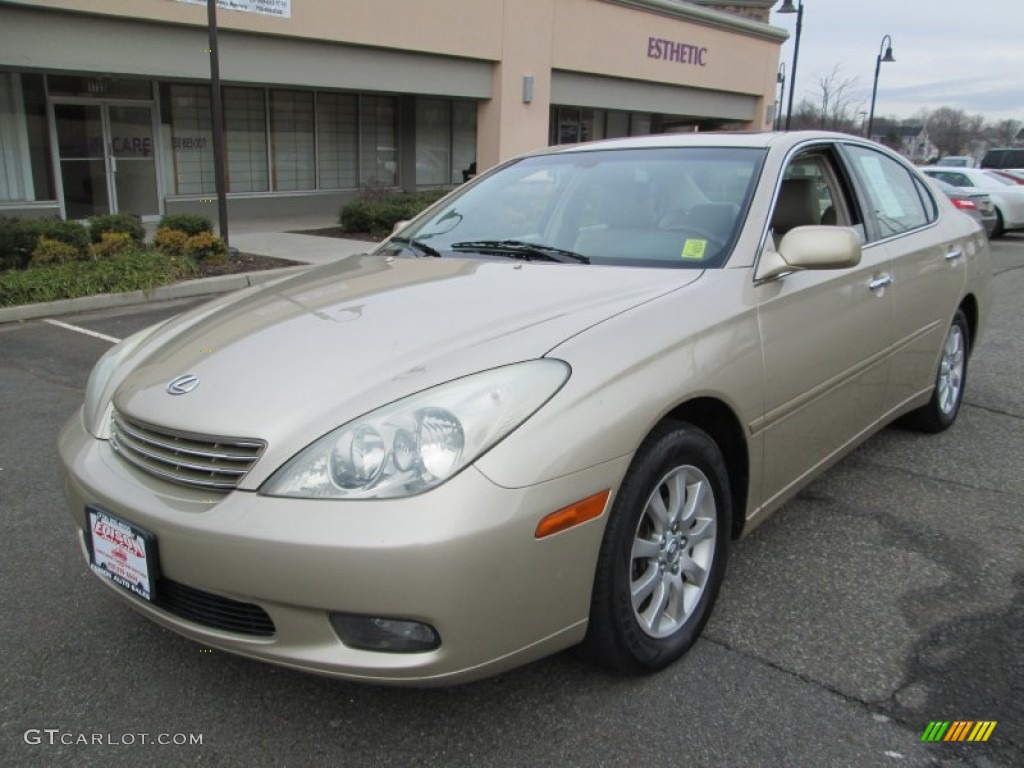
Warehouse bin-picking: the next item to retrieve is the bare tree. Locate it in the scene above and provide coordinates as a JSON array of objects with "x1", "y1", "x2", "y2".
[
  {"x1": 926, "y1": 107, "x2": 971, "y2": 157},
  {"x1": 988, "y1": 118, "x2": 1023, "y2": 147},
  {"x1": 813, "y1": 66, "x2": 865, "y2": 132}
]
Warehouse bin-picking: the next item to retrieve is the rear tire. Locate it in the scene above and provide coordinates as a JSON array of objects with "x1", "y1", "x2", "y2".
[
  {"x1": 580, "y1": 422, "x2": 730, "y2": 674},
  {"x1": 901, "y1": 309, "x2": 970, "y2": 433},
  {"x1": 991, "y1": 208, "x2": 1005, "y2": 239}
]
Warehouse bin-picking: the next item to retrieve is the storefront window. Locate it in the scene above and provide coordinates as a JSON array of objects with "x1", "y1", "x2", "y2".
[
  {"x1": 605, "y1": 111, "x2": 630, "y2": 139},
  {"x1": 159, "y1": 84, "x2": 398, "y2": 194},
  {"x1": 451, "y1": 101, "x2": 477, "y2": 184},
  {"x1": 0, "y1": 72, "x2": 54, "y2": 202},
  {"x1": 317, "y1": 92, "x2": 358, "y2": 189},
  {"x1": 416, "y1": 98, "x2": 451, "y2": 187},
  {"x1": 416, "y1": 98, "x2": 477, "y2": 186},
  {"x1": 551, "y1": 107, "x2": 655, "y2": 145},
  {"x1": 270, "y1": 90, "x2": 315, "y2": 191},
  {"x1": 359, "y1": 95, "x2": 397, "y2": 188},
  {"x1": 224, "y1": 87, "x2": 268, "y2": 193},
  {"x1": 163, "y1": 84, "x2": 216, "y2": 195}
]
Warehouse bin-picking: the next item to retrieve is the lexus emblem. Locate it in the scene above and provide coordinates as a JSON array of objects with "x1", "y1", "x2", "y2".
[{"x1": 167, "y1": 374, "x2": 200, "y2": 395}]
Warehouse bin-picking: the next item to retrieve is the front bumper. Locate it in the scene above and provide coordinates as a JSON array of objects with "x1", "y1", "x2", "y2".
[{"x1": 58, "y1": 410, "x2": 628, "y2": 685}]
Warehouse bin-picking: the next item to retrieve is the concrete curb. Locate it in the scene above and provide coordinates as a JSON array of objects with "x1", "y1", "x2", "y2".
[{"x1": 0, "y1": 266, "x2": 309, "y2": 325}]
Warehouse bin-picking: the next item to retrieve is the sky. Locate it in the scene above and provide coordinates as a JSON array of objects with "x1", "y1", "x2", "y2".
[{"x1": 770, "y1": 0, "x2": 1024, "y2": 125}]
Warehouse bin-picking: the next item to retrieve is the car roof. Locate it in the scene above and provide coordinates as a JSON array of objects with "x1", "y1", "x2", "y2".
[{"x1": 532, "y1": 130, "x2": 872, "y2": 156}]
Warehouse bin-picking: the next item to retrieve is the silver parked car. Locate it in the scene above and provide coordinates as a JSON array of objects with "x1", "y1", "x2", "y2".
[
  {"x1": 922, "y1": 166, "x2": 1024, "y2": 237},
  {"x1": 927, "y1": 176, "x2": 998, "y2": 236},
  {"x1": 61, "y1": 132, "x2": 991, "y2": 685}
]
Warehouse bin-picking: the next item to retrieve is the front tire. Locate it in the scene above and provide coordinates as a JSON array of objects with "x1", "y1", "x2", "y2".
[
  {"x1": 581, "y1": 423, "x2": 730, "y2": 674},
  {"x1": 901, "y1": 309, "x2": 970, "y2": 433}
]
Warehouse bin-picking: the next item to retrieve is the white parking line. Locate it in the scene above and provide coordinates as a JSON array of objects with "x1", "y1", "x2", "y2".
[{"x1": 43, "y1": 318, "x2": 121, "y2": 344}]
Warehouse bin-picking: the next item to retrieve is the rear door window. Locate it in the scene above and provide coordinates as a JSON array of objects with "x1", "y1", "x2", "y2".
[{"x1": 845, "y1": 145, "x2": 931, "y2": 239}]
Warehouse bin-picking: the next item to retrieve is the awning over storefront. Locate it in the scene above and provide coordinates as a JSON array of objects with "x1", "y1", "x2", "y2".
[{"x1": 0, "y1": 5, "x2": 493, "y2": 99}]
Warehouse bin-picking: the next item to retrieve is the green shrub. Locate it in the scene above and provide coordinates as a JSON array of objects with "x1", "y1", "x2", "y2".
[
  {"x1": 0, "y1": 217, "x2": 24, "y2": 270},
  {"x1": 158, "y1": 214, "x2": 213, "y2": 236},
  {"x1": 31, "y1": 236, "x2": 82, "y2": 266},
  {"x1": 184, "y1": 231, "x2": 227, "y2": 260},
  {"x1": 88, "y1": 213, "x2": 146, "y2": 245},
  {"x1": 153, "y1": 227, "x2": 189, "y2": 257},
  {"x1": 339, "y1": 189, "x2": 449, "y2": 237},
  {"x1": 0, "y1": 250, "x2": 198, "y2": 307},
  {"x1": 339, "y1": 198, "x2": 374, "y2": 233},
  {"x1": 92, "y1": 231, "x2": 136, "y2": 259},
  {"x1": 0, "y1": 217, "x2": 90, "y2": 270}
]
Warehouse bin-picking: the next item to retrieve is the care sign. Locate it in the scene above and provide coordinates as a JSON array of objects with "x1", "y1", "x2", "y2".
[
  {"x1": 87, "y1": 508, "x2": 156, "y2": 602},
  {"x1": 176, "y1": 0, "x2": 291, "y2": 19}
]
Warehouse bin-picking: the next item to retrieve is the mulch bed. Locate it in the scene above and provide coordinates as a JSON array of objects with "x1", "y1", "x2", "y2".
[
  {"x1": 288, "y1": 227, "x2": 382, "y2": 243},
  {"x1": 196, "y1": 252, "x2": 305, "y2": 277}
]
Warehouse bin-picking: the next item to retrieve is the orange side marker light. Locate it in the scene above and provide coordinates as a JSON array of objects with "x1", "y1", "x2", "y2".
[{"x1": 535, "y1": 490, "x2": 611, "y2": 539}]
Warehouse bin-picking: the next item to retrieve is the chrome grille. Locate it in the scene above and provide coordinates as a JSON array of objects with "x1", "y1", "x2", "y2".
[{"x1": 110, "y1": 411, "x2": 265, "y2": 491}]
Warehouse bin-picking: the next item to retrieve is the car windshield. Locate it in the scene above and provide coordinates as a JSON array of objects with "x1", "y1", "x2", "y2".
[{"x1": 383, "y1": 146, "x2": 766, "y2": 269}]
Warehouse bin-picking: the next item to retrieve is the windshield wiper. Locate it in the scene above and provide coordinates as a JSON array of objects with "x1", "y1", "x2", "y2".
[
  {"x1": 449, "y1": 239, "x2": 589, "y2": 264},
  {"x1": 391, "y1": 236, "x2": 442, "y2": 258}
]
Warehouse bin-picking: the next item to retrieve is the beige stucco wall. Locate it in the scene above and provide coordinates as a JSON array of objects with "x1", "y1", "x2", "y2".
[
  {"x1": 553, "y1": 0, "x2": 779, "y2": 97},
  {"x1": 5, "y1": 0, "x2": 784, "y2": 169}
]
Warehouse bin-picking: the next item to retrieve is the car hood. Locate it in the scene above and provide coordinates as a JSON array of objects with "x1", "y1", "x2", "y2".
[{"x1": 113, "y1": 255, "x2": 700, "y2": 483}]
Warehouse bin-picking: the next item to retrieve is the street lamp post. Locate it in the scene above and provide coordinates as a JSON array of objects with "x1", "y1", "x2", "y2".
[
  {"x1": 207, "y1": 0, "x2": 229, "y2": 248},
  {"x1": 775, "y1": 63, "x2": 786, "y2": 131},
  {"x1": 866, "y1": 34, "x2": 896, "y2": 140},
  {"x1": 777, "y1": 0, "x2": 804, "y2": 131}
]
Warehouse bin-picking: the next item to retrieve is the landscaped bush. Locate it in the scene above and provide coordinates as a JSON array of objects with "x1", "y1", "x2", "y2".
[
  {"x1": 31, "y1": 236, "x2": 82, "y2": 266},
  {"x1": 91, "y1": 231, "x2": 136, "y2": 259},
  {"x1": 158, "y1": 214, "x2": 213, "y2": 237},
  {"x1": 0, "y1": 217, "x2": 90, "y2": 270},
  {"x1": 0, "y1": 250, "x2": 198, "y2": 307},
  {"x1": 339, "y1": 189, "x2": 449, "y2": 237},
  {"x1": 184, "y1": 231, "x2": 227, "y2": 260},
  {"x1": 88, "y1": 213, "x2": 146, "y2": 245},
  {"x1": 153, "y1": 227, "x2": 190, "y2": 257}
]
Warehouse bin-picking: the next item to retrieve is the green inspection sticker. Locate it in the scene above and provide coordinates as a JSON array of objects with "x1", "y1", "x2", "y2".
[{"x1": 681, "y1": 239, "x2": 707, "y2": 260}]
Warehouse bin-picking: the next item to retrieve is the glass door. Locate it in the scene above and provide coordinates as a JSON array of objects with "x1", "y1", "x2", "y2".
[
  {"x1": 107, "y1": 105, "x2": 159, "y2": 217},
  {"x1": 53, "y1": 103, "x2": 111, "y2": 218},
  {"x1": 52, "y1": 102, "x2": 160, "y2": 219}
]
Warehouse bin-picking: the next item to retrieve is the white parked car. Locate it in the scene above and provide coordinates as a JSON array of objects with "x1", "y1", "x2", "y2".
[{"x1": 922, "y1": 167, "x2": 1024, "y2": 237}]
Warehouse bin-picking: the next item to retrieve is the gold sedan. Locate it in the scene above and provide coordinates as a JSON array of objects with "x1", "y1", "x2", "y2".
[{"x1": 60, "y1": 132, "x2": 991, "y2": 684}]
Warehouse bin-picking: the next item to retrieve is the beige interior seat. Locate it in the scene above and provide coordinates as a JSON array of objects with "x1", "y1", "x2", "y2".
[{"x1": 771, "y1": 177, "x2": 820, "y2": 237}]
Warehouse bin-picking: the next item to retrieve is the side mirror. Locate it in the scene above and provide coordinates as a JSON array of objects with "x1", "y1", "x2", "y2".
[
  {"x1": 392, "y1": 220, "x2": 410, "y2": 235},
  {"x1": 756, "y1": 226, "x2": 861, "y2": 282}
]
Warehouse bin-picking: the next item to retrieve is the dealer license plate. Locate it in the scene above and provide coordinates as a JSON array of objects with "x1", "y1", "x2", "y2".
[{"x1": 86, "y1": 507, "x2": 157, "y2": 602}]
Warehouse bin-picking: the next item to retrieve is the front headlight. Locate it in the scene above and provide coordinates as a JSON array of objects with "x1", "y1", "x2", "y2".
[
  {"x1": 82, "y1": 323, "x2": 165, "y2": 438},
  {"x1": 261, "y1": 359, "x2": 570, "y2": 499}
]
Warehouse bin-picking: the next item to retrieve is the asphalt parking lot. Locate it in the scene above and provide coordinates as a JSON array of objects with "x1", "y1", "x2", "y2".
[{"x1": 2, "y1": 236, "x2": 1022, "y2": 767}]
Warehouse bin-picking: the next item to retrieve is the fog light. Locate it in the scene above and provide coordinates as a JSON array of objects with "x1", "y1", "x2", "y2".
[{"x1": 330, "y1": 613, "x2": 440, "y2": 653}]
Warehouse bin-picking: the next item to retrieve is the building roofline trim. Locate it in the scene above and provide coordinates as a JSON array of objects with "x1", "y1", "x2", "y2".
[{"x1": 600, "y1": 0, "x2": 789, "y2": 42}]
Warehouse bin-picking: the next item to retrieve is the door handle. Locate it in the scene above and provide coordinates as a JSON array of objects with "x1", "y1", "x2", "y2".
[
  {"x1": 868, "y1": 274, "x2": 893, "y2": 292},
  {"x1": 110, "y1": 156, "x2": 118, "y2": 173},
  {"x1": 945, "y1": 247, "x2": 964, "y2": 261}
]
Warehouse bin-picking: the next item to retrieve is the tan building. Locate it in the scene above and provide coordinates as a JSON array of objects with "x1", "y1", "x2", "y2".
[{"x1": 0, "y1": 0, "x2": 786, "y2": 223}]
